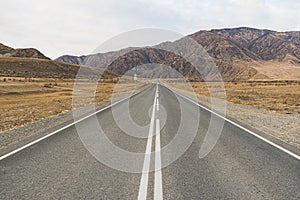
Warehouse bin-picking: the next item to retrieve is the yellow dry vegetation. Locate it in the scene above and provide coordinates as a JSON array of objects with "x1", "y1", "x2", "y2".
[
  {"x1": 0, "y1": 77, "x2": 147, "y2": 132},
  {"x1": 188, "y1": 81, "x2": 300, "y2": 114}
]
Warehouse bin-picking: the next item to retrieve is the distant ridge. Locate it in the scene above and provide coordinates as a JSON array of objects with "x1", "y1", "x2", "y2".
[{"x1": 56, "y1": 55, "x2": 87, "y2": 65}]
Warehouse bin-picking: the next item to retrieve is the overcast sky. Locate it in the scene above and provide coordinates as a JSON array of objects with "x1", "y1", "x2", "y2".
[{"x1": 1, "y1": 0, "x2": 299, "y2": 59}]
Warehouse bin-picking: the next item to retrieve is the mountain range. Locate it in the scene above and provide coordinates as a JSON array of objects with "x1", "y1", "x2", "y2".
[
  {"x1": 1, "y1": 27, "x2": 300, "y2": 81},
  {"x1": 56, "y1": 27, "x2": 300, "y2": 81}
]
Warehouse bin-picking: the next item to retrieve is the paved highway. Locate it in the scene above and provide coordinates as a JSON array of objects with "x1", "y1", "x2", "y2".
[{"x1": 1, "y1": 83, "x2": 299, "y2": 199}]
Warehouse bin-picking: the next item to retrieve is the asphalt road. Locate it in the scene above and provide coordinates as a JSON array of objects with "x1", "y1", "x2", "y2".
[{"x1": 1, "y1": 83, "x2": 299, "y2": 199}]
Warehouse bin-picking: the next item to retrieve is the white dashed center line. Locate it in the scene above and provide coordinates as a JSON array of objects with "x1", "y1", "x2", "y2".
[{"x1": 138, "y1": 82, "x2": 163, "y2": 200}]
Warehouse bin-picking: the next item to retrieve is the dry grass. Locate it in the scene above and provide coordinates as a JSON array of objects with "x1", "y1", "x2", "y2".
[
  {"x1": 0, "y1": 77, "x2": 147, "y2": 132},
  {"x1": 222, "y1": 81, "x2": 300, "y2": 114},
  {"x1": 166, "y1": 80, "x2": 300, "y2": 114}
]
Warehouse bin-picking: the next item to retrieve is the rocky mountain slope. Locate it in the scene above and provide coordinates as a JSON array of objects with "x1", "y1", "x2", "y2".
[
  {"x1": 56, "y1": 27, "x2": 300, "y2": 81},
  {"x1": 209, "y1": 27, "x2": 300, "y2": 63}
]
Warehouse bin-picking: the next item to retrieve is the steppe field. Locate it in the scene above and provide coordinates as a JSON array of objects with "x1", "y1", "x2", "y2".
[
  {"x1": 0, "y1": 77, "x2": 146, "y2": 132},
  {"x1": 191, "y1": 81, "x2": 300, "y2": 114}
]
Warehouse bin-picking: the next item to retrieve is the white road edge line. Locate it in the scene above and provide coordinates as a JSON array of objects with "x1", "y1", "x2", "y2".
[
  {"x1": 154, "y1": 118, "x2": 163, "y2": 200},
  {"x1": 138, "y1": 84, "x2": 158, "y2": 200},
  {"x1": 162, "y1": 83, "x2": 300, "y2": 161},
  {"x1": 0, "y1": 85, "x2": 152, "y2": 161}
]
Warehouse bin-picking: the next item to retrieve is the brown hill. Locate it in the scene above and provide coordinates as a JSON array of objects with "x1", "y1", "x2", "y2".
[
  {"x1": 0, "y1": 43, "x2": 50, "y2": 60},
  {"x1": 0, "y1": 57, "x2": 118, "y2": 79},
  {"x1": 0, "y1": 58, "x2": 118, "y2": 79},
  {"x1": 0, "y1": 43, "x2": 118, "y2": 79},
  {"x1": 56, "y1": 27, "x2": 300, "y2": 81}
]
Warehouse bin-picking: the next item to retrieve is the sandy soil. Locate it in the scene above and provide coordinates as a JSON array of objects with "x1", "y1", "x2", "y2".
[{"x1": 252, "y1": 61, "x2": 300, "y2": 80}]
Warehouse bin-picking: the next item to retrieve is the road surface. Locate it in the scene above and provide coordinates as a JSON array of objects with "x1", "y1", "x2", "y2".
[{"x1": 1, "y1": 83, "x2": 299, "y2": 199}]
